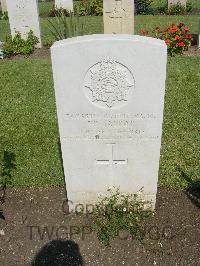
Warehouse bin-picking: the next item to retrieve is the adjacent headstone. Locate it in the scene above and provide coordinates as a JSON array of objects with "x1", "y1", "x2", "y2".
[
  {"x1": 55, "y1": 0, "x2": 73, "y2": 12},
  {"x1": 168, "y1": 0, "x2": 187, "y2": 9},
  {"x1": 6, "y1": 0, "x2": 42, "y2": 48},
  {"x1": 51, "y1": 35, "x2": 167, "y2": 211},
  {"x1": 103, "y1": 0, "x2": 134, "y2": 34},
  {"x1": 0, "y1": 0, "x2": 7, "y2": 12}
]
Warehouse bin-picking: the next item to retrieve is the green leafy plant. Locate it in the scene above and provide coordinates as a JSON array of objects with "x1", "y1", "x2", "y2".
[
  {"x1": 48, "y1": 7, "x2": 70, "y2": 17},
  {"x1": 140, "y1": 23, "x2": 193, "y2": 56},
  {"x1": 48, "y1": 11, "x2": 85, "y2": 40},
  {"x1": 186, "y1": 2, "x2": 193, "y2": 13},
  {"x1": 2, "y1": 30, "x2": 39, "y2": 56},
  {"x1": 135, "y1": 0, "x2": 153, "y2": 14},
  {"x1": 91, "y1": 188, "x2": 153, "y2": 246},
  {"x1": 75, "y1": 0, "x2": 103, "y2": 16},
  {"x1": 0, "y1": 11, "x2": 8, "y2": 20},
  {"x1": 154, "y1": 4, "x2": 168, "y2": 15}
]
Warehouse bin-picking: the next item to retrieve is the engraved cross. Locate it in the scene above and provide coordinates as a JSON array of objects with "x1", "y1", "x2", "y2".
[{"x1": 105, "y1": 0, "x2": 125, "y2": 19}]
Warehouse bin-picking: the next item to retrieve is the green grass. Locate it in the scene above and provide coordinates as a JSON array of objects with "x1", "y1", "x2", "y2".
[
  {"x1": 39, "y1": 1, "x2": 53, "y2": 17},
  {"x1": 0, "y1": 59, "x2": 64, "y2": 186},
  {"x1": 0, "y1": 15, "x2": 199, "y2": 45},
  {"x1": 159, "y1": 56, "x2": 200, "y2": 188},
  {"x1": 0, "y1": 57, "x2": 199, "y2": 188}
]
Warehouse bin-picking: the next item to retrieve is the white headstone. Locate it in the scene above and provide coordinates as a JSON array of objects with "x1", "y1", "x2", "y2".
[
  {"x1": 51, "y1": 35, "x2": 167, "y2": 211},
  {"x1": 0, "y1": 0, "x2": 7, "y2": 12},
  {"x1": 55, "y1": 0, "x2": 73, "y2": 12},
  {"x1": 103, "y1": 0, "x2": 134, "y2": 34},
  {"x1": 6, "y1": 0, "x2": 41, "y2": 48},
  {"x1": 168, "y1": 0, "x2": 187, "y2": 8}
]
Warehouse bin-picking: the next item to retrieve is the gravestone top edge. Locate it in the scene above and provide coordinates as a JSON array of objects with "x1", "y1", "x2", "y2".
[{"x1": 51, "y1": 34, "x2": 167, "y2": 50}]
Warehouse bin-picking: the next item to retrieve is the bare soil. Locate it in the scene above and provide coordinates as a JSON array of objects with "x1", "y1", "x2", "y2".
[
  {"x1": 3, "y1": 47, "x2": 50, "y2": 60},
  {"x1": 0, "y1": 187, "x2": 199, "y2": 266},
  {"x1": 2, "y1": 45, "x2": 200, "y2": 61},
  {"x1": 183, "y1": 45, "x2": 200, "y2": 57}
]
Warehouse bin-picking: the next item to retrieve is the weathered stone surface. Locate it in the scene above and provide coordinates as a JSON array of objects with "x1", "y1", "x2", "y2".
[
  {"x1": 103, "y1": 0, "x2": 134, "y2": 34},
  {"x1": 55, "y1": 0, "x2": 73, "y2": 11},
  {"x1": 0, "y1": 0, "x2": 7, "y2": 12},
  {"x1": 51, "y1": 35, "x2": 167, "y2": 211},
  {"x1": 168, "y1": 0, "x2": 187, "y2": 8},
  {"x1": 6, "y1": 0, "x2": 41, "y2": 48}
]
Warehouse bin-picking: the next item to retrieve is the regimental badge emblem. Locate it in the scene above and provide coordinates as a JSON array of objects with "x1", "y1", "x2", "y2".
[{"x1": 84, "y1": 58, "x2": 135, "y2": 109}]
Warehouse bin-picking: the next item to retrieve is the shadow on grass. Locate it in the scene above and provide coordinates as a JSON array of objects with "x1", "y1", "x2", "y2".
[
  {"x1": 31, "y1": 240, "x2": 84, "y2": 266},
  {"x1": 57, "y1": 138, "x2": 69, "y2": 212},
  {"x1": 0, "y1": 150, "x2": 16, "y2": 220},
  {"x1": 176, "y1": 165, "x2": 200, "y2": 208},
  {"x1": 57, "y1": 138, "x2": 65, "y2": 179}
]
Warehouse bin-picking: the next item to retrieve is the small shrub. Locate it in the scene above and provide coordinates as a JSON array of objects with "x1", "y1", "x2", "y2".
[
  {"x1": 154, "y1": 5, "x2": 168, "y2": 15},
  {"x1": 75, "y1": 0, "x2": 103, "y2": 16},
  {"x1": 168, "y1": 2, "x2": 187, "y2": 15},
  {"x1": 2, "y1": 31, "x2": 39, "y2": 56},
  {"x1": 0, "y1": 11, "x2": 8, "y2": 20},
  {"x1": 74, "y1": 3, "x2": 87, "y2": 16},
  {"x1": 48, "y1": 11, "x2": 85, "y2": 40},
  {"x1": 140, "y1": 23, "x2": 193, "y2": 56},
  {"x1": 48, "y1": 7, "x2": 70, "y2": 17},
  {"x1": 87, "y1": 0, "x2": 103, "y2": 16},
  {"x1": 186, "y1": 2, "x2": 193, "y2": 13},
  {"x1": 135, "y1": 0, "x2": 153, "y2": 14},
  {"x1": 90, "y1": 188, "x2": 153, "y2": 246}
]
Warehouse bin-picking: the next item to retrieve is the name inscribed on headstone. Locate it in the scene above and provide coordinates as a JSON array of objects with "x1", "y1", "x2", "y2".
[{"x1": 51, "y1": 35, "x2": 167, "y2": 210}]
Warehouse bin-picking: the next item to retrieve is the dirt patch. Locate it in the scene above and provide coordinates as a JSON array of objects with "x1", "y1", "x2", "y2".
[
  {"x1": 183, "y1": 45, "x2": 200, "y2": 56},
  {"x1": 1, "y1": 44, "x2": 199, "y2": 61},
  {"x1": 2, "y1": 47, "x2": 51, "y2": 61},
  {"x1": 0, "y1": 187, "x2": 199, "y2": 265}
]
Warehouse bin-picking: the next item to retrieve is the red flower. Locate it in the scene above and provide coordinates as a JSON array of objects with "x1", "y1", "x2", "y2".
[
  {"x1": 184, "y1": 27, "x2": 190, "y2": 32},
  {"x1": 178, "y1": 23, "x2": 184, "y2": 27},
  {"x1": 170, "y1": 27, "x2": 179, "y2": 33},
  {"x1": 178, "y1": 42, "x2": 185, "y2": 47},
  {"x1": 189, "y1": 34, "x2": 193, "y2": 40},
  {"x1": 175, "y1": 35, "x2": 181, "y2": 41},
  {"x1": 165, "y1": 39, "x2": 171, "y2": 44},
  {"x1": 185, "y1": 34, "x2": 192, "y2": 40},
  {"x1": 165, "y1": 26, "x2": 169, "y2": 32}
]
